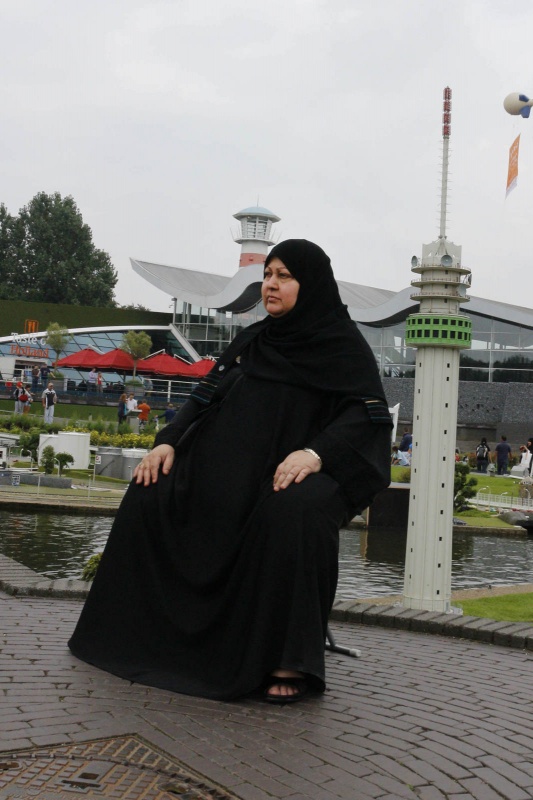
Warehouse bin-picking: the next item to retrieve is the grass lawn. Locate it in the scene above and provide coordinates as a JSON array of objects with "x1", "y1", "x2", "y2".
[
  {"x1": 469, "y1": 474, "x2": 524, "y2": 496},
  {"x1": 0, "y1": 398, "x2": 118, "y2": 422},
  {"x1": 455, "y1": 514, "x2": 516, "y2": 528},
  {"x1": 5, "y1": 463, "x2": 128, "y2": 488},
  {"x1": 390, "y1": 466, "x2": 528, "y2": 528},
  {"x1": 391, "y1": 466, "x2": 523, "y2": 496},
  {"x1": 453, "y1": 593, "x2": 533, "y2": 623},
  {"x1": 67, "y1": 469, "x2": 127, "y2": 485}
]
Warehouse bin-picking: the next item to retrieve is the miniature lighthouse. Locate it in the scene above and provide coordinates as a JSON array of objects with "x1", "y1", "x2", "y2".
[
  {"x1": 232, "y1": 206, "x2": 280, "y2": 267},
  {"x1": 402, "y1": 88, "x2": 472, "y2": 612}
]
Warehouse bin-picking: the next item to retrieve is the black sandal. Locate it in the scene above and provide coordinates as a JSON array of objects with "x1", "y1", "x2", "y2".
[{"x1": 263, "y1": 675, "x2": 308, "y2": 704}]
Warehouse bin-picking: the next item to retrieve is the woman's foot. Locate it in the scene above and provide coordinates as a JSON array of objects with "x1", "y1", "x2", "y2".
[{"x1": 263, "y1": 670, "x2": 307, "y2": 704}]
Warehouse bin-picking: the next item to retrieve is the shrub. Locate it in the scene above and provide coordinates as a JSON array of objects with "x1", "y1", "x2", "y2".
[
  {"x1": 396, "y1": 467, "x2": 411, "y2": 483},
  {"x1": 55, "y1": 451, "x2": 74, "y2": 475},
  {"x1": 89, "y1": 418, "x2": 108, "y2": 434},
  {"x1": 19, "y1": 430, "x2": 41, "y2": 461},
  {"x1": 0, "y1": 414, "x2": 155, "y2": 451},
  {"x1": 7, "y1": 414, "x2": 34, "y2": 431},
  {"x1": 454, "y1": 462, "x2": 478, "y2": 511},
  {"x1": 88, "y1": 430, "x2": 155, "y2": 449},
  {"x1": 40, "y1": 444, "x2": 56, "y2": 474},
  {"x1": 82, "y1": 553, "x2": 102, "y2": 581}
]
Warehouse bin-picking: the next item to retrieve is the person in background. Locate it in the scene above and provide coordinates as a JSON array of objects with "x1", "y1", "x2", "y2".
[
  {"x1": 87, "y1": 368, "x2": 98, "y2": 393},
  {"x1": 391, "y1": 445, "x2": 410, "y2": 466},
  {"x1": 519, "y1": 445, "x2": 531, "y2": 472},
  {"x1": 475, "y1": 438, "x2": 491, "y2": 473},
  {"x1": 126, "y1": 393, "x2": 138, "y2": 413},
  {"x1": 22, "y1": 385, "x2": 33, "y2": 414},
  {"x1": 158, "y1": 402, "x2": 177, "y2": 425},
  {"x1": 31, "y1": 365, "x2": 40, "y2": 392},
  {"x1": 13, "y1": 382, "x2": 25, "y2": 414},
  {"x1": 398, "y1": 427, "x2": 412, "y2": 452},
  {"x1": 137, "y1": 398, "x2": 151, "y2": 429},
  {"x1": 96, "y1": 372, "x2": 104, "y2": 393},
  {"x1": 117, "y1": 393, "x2": 128, "y2": 426},
  {"x1": 42, "y1": 382, "x2": 57, "y2": 423},
  {"x1": 525, "y1": 439, "x2": 533, "y2": 476},
  {"x1": 495, "y1": 435, "x2": 512, "y2": 476},
  {"x1": 40, "y1": 364, "x2": 50, "y2": 386}
]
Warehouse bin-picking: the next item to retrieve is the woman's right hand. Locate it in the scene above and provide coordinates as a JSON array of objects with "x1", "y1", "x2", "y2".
[{"x1": 133, "y1": 444, "x2": 175, "y2": 486}]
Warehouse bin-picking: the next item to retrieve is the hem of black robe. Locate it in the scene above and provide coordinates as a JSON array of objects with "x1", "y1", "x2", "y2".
[{"x1": 68, "y1": 641, "x2": 326, "y2": 701}]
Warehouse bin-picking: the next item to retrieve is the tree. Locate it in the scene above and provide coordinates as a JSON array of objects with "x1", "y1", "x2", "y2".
[
  {"x1": 119, "y1": 303, "x2": 151, "y2": 312},
  {"x1": 55, "y1": 451, "x2": 74, "y2": 476},
  {"x1": 40, "y1": 445, "x2": 56, "y2": 475},
  {"x1": 454, "y1": 463, "x2": 478, "y2": 512},
  {"x1": 19, "y1": 431, "x2": 40, "y2": 462},
  {"x1": 0, "y1": 192, "x2": 117, "y2": 306},
  {"x1": 121, "y1": 330, "x2": 152, "y2": 380},
  {"x1": 0, "y1": 204, "x2": 24, "y2": 299},
  {"x1": 46, "y1": 322, "x2": 72, "y2": 369}
]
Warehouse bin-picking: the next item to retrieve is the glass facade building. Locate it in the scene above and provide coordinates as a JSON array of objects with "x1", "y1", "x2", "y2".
[
  {"x1": 174, "y1": 304, "x2": 533, "y2": 384},
  {"x1": 0, "y1": 325, "x2": 199, "y2": 400},
  {"x1": 2, "y1": 269, "x2": 533, "y2": 389}
]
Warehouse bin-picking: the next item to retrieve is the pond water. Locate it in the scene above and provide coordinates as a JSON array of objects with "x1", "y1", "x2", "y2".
[{"x1": 0, "y1": 510, "x2": 532, "y2": 598}]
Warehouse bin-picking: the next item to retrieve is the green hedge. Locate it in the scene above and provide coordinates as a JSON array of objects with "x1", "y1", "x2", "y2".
[{"x1": 0, "y1": 298, "x2": 171, "y2": 337}]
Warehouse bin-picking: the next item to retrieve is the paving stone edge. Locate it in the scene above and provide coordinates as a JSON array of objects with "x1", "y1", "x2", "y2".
[
  {"x1": 330, "y1": 598, "x2": 533, "y2": 652},
  {"x1": 2, "y1": 552, "x2": 532, "y2": 653},
  {"x1": 0, "y1": 553, "x2": 90, "y2": 600}
]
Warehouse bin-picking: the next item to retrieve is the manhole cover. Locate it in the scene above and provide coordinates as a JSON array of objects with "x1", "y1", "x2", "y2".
[{"x1": 0, "y1": 735, "x2": 238, "y2": 799}]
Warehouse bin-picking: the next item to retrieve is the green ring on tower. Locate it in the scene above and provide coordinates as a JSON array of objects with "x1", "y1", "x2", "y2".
[{"x1": 405, "y1": 313, "x2": 472, "y2": 348}]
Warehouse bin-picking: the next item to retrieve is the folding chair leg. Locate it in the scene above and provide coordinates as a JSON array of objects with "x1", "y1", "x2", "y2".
[{"x1": 325, "y1": 623, "x2": 362, "y2": 658}]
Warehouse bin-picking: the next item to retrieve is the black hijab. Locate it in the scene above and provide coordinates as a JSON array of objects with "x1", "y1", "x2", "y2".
[{"x1": 192, "y1": 239, "x2": 388, "y2": 405}]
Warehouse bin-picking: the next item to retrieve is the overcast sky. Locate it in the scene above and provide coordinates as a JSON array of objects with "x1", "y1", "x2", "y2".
[{"x1": 2, "y1": 0, "x2": 532, "y2": 312}]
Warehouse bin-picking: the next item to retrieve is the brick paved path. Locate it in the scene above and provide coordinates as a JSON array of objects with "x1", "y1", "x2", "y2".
[{"x1": 2, "y1": 591, "x2": 533, "y2": 800}]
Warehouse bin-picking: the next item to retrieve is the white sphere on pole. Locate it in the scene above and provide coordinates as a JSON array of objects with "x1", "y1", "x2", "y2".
[{"x1": 503, "y1": 93, "x2": 533, "y2": 117}]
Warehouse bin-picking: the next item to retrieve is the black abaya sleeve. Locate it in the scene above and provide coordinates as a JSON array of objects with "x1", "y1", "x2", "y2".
[
  {"x1": 152, "y1": 363, "x2": 246, "y2": 451},
  {"x1": 152, "y1": 398, "x2": 202, "y2": 448},
  {"x1": 307, "y1": 399, "x2": 391, "y2": 514}
]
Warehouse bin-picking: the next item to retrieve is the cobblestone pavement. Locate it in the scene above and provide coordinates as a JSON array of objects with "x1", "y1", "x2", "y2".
[{"x1": 2, "y1": 591, "x2": 533, "y2": 799}]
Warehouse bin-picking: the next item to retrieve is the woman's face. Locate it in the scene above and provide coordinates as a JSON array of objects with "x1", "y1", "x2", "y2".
[{"x1": 262, "y1": 258, "x2": 300, "y2": 317}]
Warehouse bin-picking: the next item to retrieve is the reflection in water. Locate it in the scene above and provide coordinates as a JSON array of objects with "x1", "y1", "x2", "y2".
[
  {"x1": 1, "y1": 510, "x2": 532, "y2": 597},
  {"x1": 0, "y1": 510, "x2": 110, "y2": 580},
  {"x1": 337, "y1": 527, "x2": 532, "y2": 599}
]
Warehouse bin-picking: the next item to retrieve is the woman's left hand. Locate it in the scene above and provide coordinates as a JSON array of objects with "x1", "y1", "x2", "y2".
[
  {"x1": 273, "y1": 449, "x2": 322, "y2": 492},
  {"x1": 133, "y1": 444, "x2": 175, "y2": 486}
]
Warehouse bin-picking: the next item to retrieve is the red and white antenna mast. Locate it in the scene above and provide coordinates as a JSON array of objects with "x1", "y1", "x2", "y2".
[{"x1": 439, "y1": 87, "x2": 452, "y2": 239}]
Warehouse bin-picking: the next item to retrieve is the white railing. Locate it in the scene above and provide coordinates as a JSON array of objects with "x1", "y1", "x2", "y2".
[{"x1": 474, "y1": 492, "x2": 533, "y2": 511}]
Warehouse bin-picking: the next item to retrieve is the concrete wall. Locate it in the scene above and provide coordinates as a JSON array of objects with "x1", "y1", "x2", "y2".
[
  {"x1": 383, "y1": 378, "x2": 533, "y2": 451},
  {"x1": 0, "y1": 471, "x2": 72, "y2": 488}
]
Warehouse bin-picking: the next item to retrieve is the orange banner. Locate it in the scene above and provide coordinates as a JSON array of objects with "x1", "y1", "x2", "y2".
[{"x1": 506, "y1": 134, "x2": 520, "y2": 196}]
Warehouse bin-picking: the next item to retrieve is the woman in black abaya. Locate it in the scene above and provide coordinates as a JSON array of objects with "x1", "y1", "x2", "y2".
[{"x1": 69, "y1": 239, "x2": 392, "y2": 703}]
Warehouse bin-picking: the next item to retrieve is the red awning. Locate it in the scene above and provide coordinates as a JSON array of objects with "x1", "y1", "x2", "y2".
[
  {"x1": 137, "y1": 354, "x2": 214, "y2": 377},
  {"x1": 94, "y1": 349, "x2": 135, "y2": 371},
  {"x1": 56, "y1": 348, "x2": 102, "y2": 368},
  {"x1": 188, "y1": 358, "x2": 215, "y2": 377}
]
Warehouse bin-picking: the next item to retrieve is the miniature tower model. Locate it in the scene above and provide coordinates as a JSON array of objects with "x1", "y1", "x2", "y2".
[
  {"x1": 232, "y1": 206, "x2": 280, "y2": 267},
  {"x1": 402, "y1": 88, "x2": 472, "y2": 612}
]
